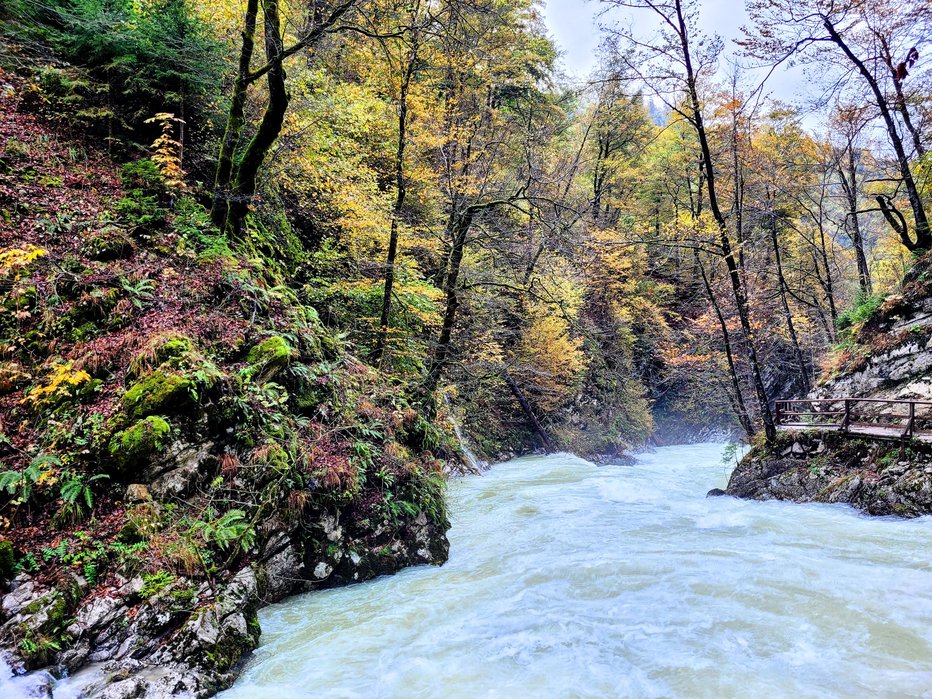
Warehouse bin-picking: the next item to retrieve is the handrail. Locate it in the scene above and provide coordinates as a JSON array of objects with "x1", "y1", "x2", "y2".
[
  {"x1": 777, "y1": 398, "x2": 932, "y2": 406},
  {"x1": 774, "y1": 397, "x2": 931, "y2": 442}
]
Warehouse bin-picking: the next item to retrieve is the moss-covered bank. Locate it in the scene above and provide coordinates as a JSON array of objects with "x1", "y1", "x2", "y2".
[{"x1": 0, "y1": 63, "x2": 454, "y2": 697}]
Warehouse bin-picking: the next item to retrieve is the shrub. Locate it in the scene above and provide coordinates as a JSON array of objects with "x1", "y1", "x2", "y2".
[{"x1": 27, "y1": 0, "x2": 225, "y2": 133}]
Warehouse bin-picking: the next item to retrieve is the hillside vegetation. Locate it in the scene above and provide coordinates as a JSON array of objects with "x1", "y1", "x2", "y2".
[{"x1": 1, "y1": 0, "x2": 931, "y2": 694}]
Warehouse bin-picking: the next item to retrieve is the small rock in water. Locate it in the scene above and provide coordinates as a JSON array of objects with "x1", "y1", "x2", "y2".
[{"x1": 706, "y1": 488, "x2": 727, "y2": 497}]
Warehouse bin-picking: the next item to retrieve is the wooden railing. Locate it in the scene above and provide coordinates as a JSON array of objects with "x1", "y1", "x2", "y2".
[{"x1": 775, "y1": 398, "x2": 932, "y2": 442}]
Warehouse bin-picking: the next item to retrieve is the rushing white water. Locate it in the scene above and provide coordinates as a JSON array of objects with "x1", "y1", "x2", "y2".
[{"x1": 222, "y1": 444, "x2": 932, "y2": 699}]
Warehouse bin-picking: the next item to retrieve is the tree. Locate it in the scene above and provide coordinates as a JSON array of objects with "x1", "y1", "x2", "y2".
[
  {"x1": 605, "y1": 0, "x2": 777, "y2": 441},
  {"x1": 830, "y1": 105, "x2": 873, "y2": 294},
  {"x1": 745, "y1": 0, "x2": 932, "y2": 251},
  {"x1": 210, "y1": 0, "x2": 358, "y2": 236},
  {"x1": 374, "y1": 0, "x2": 428, "y2": 361},
  {"x1": 421, "y1": 0, "x2": 558, "y2": 396}
]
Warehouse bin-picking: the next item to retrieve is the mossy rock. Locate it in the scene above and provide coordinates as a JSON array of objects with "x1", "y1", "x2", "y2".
[
  {"x1": 156, "y1": 336, "x2": 193, "y2": 364},
  {"x1": 294, "y1": 372, "x2": 335, "y2": 412},
  {"x1": 247, "y1": 335, "x2": 295, "y2": 379},
  {"x1": 109, "y1": 416, "x2": 171, "y2": 471},
  {"x1": 123, "y1": 371, "x2": 194, "y2": 419}
]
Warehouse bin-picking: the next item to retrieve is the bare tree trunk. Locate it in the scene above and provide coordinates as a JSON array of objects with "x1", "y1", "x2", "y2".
[
  {"x1": 878, "y1": 34, "x2": 925, "y2": 158},
  {"x1": 674, "y1": 0, "x2": 775, "y2": 441},
  {"x1": 768, "y1": 198, "x2": 810, "y2": 394},
  {"x1": 696, "y1": 251, "x2": 754, "y2": 437},
  {"x1": 730, "y1": 78, "x2": 746, "y2": 274},
  {"x1": 503, "y1": 370, "x2": 554, "y2": 452},
  {"x1": 825, "y1": 18, "x2": 930, "y2": 250},
  {"x1": 375, "y1": 30, "x2": 419, "y2": 361},
  {"x1": 838, "y1": 146, "x2": 871, "y2": 294}
]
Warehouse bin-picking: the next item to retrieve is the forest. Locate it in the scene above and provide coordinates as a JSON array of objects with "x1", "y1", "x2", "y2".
[{"x1": 0, "y1": 0, "x2": 930, "y2": 695}]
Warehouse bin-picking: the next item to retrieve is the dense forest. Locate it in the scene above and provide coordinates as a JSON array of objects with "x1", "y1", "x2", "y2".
[{"x1": 0, "y1": 0, "x2": 930, "y2": 695}]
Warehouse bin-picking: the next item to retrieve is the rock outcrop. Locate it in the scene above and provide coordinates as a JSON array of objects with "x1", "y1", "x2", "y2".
[
  {"x1": 0, "y1": 508, "x2": 448, "y2": 698},
  {"x1": 727, "y1": 431, "x2": 932, "y2": 517}
]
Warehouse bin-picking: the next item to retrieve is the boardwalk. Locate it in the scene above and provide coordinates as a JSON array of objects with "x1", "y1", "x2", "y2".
[{"x1": 776, "y1": 398, "x2": 932, "y2": 443}]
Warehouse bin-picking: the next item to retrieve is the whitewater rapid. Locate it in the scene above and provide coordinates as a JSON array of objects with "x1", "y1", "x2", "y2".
[{"x1": 219, "y1": 443, "x2": 932, "y2": 698}]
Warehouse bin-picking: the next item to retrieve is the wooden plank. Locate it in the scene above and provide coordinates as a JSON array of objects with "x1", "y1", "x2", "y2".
[{"x1": 778, "y1": 422, "x2": 841, "y2": 429}]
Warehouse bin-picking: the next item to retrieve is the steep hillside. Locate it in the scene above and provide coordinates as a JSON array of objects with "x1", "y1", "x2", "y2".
[{"x1": 0, "y1": 66, "x2": 450, "y2": 696}]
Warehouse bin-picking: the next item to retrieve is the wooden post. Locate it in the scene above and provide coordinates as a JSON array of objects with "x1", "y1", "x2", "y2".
[
  {"x1": 842, "y1": 399, "x2": 851, "y2": 432},
  {"x1": 775, "y1": 401, "x2": 782, "y2": 426}
]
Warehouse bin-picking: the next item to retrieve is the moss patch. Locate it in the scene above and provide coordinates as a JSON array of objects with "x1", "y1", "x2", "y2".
[
  {"x1": 247, "y1": 335, "x2": 295, "y2": 379},
  {"x1": 123, "y1": 371, "x2": 194, "y2": 418},
  {"x1": 109, "y1": 415, "x2": 171, "y2": 471}
]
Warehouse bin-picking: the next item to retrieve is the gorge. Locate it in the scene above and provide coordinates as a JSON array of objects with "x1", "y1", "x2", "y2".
[{"x1": 2, "y1": 0, "x2": 932, "y2": 695}]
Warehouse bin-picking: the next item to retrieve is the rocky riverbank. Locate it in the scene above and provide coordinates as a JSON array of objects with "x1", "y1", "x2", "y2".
[
  {"x1": 1, "y1": 510, "x2": 447, "y2": 698},
  {"x1": 726, "y1": 251, "x2": 932, "y2": 518},
  {"x1": 725, "y1": 431, "x2": 932, "y2": 517}
]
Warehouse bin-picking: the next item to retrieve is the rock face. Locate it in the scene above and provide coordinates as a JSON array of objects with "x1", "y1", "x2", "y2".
[
  {"x1": 0, "y1": 509, "x2": 448, "y2": 698},
  {"x1": 726, "y1": 431, "x2": 932, "y2": 517}
]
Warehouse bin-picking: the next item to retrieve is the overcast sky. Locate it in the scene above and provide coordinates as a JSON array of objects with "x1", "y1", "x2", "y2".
[{"x1": 542, "y1": 0, "x2": 813, "y2": 107}]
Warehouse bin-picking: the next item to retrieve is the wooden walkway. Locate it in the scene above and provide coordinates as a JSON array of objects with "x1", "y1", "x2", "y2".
[{"x1": 776, "y1": 398, "x2": 932, "y2": 443}]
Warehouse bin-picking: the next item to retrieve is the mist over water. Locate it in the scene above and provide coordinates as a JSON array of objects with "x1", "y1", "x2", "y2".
[{"x1": 222, "y1": 443, "x2": 932, "y2": 698}]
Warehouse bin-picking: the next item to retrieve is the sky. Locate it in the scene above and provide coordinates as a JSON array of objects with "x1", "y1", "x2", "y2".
[{"x1": 542, "y1": 0, "x2": 812, "y2": 108}]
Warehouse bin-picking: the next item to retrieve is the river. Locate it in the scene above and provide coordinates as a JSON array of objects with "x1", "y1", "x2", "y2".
[
  {"x1": 220, "y1": 443, "x2": 932, "y2": 698},
  {"x1": 6, "y1": 443, "x2": 932, "y2": 697}
]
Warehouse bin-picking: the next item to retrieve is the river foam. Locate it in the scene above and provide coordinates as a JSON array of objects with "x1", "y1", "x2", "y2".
[{"x1": 220, "y1": 443, "x2": 932, "y2": 698}]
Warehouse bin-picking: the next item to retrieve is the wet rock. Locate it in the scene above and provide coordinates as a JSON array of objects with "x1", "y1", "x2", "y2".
[
  {"x1": 258, "y1": 534, "x2": 303, "y2": 602},
  {"x1": 147, "y1": 440, "x2": 214, "y2": 499},
  {"x1": 726, "y1": 431, "x2": 932, "y2": 517},
  {"x1": 706, "y1": 488, "x2": 726, "y2": 497}
]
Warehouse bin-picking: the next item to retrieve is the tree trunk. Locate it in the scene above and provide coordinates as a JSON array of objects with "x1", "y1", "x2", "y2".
[
  {"x1": 878, "y1": 34, "x2": 925, "y2": 158},
  {"x1": 675, "y1": 0, "x2": 776, "y2": 441},
  {"x1": 838, "y1": 146, "x2": 871, "y2": 294},
  {"x1": 503, "y1": 370, "x2": 553, "y2": 452},
  {"x1": 375, "y1": 35, "x2": 418, "y2": 361},
  {"x1": 424, "y1": 210, "x2": 474, "y2": 395},
  {"x1": 696, "y1": 251, "x2": 754, "y2": 437},
  {"x1": 825, "y1": 18, "x2": 930, "y2": 251},
  {"x1": 225, "y1": 0, "x2": 290, "y2": 238},
  {"x1": 768, "y1": 200, "x2": 810, "y2": 394},
  {"x1": 210, "y1": 0, "x2": 258, "y2": 229}
]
